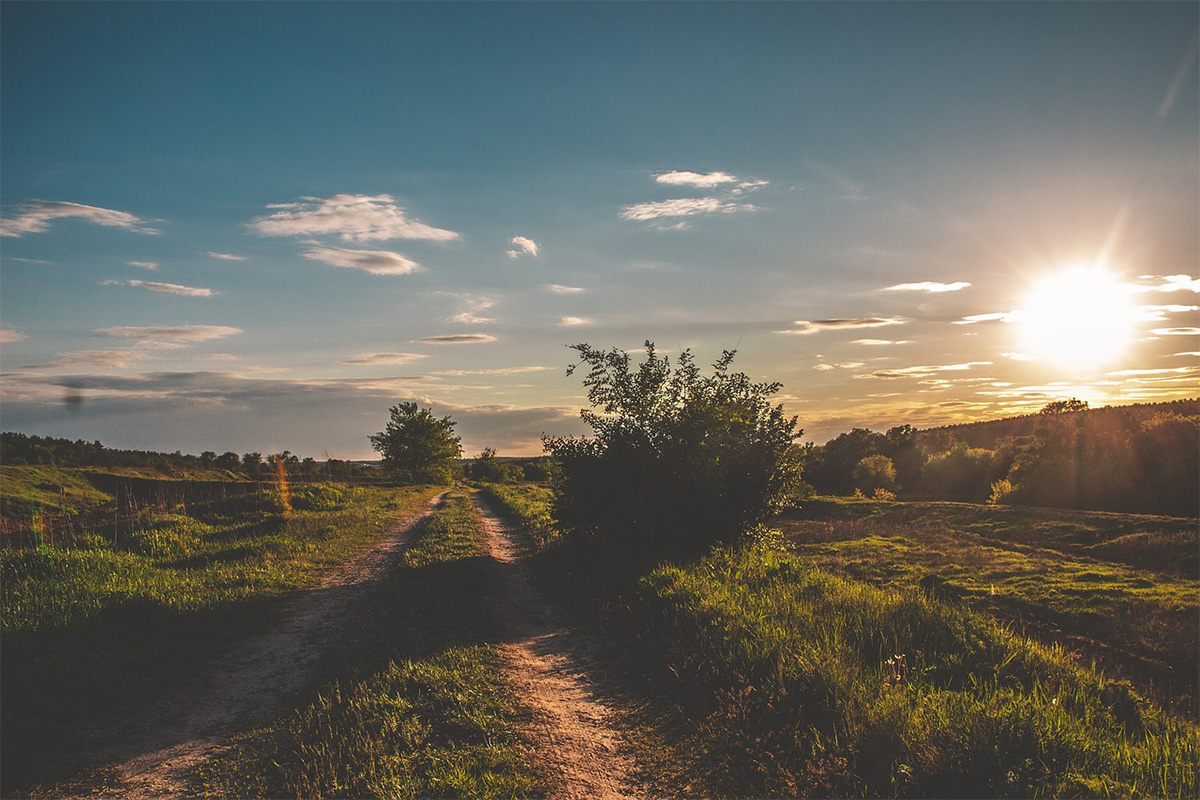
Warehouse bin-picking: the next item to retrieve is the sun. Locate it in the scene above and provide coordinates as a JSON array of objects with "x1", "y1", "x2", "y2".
[{"x1": 1017, "y1": 264, "x2": 1136, "y2": 369}]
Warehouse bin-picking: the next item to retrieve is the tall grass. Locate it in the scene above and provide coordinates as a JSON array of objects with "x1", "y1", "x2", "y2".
[{"x1": 632, "y1": 542, "x2": 1199, "y2": 798}]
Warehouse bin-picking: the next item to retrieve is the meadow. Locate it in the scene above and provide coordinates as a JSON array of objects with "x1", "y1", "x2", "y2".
[
  {"x1": 1, "y1": 460, "x2": 1197, "y2": 798},
  {"x1": 483, "y1": 482, "x2": 1200, "y2": 798}
]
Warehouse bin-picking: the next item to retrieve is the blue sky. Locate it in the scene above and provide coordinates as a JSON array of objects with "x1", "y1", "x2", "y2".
[{"x1": 2, "y1": 1, "x2": 1197, "y2": 458}]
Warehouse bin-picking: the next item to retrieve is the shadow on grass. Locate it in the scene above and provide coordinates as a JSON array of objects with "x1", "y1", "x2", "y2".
[{"x1": 0, "y1": 515, "x2": 517, "y2": 797}]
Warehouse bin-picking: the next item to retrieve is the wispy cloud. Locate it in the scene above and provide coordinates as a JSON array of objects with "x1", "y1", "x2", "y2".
[
  {"x1": 441, "y1": 293, "x2": 495, "y2": 324},
  {"x1": 777, "y1": 317, "x2": 906, "y2": 335},
  {"x1": 342, "y1": 352, "x2": 429, "y2": 366},
  {"x1": 1151, "y1": 327, "x2": 1200, "y2": 336},
  {"x1": 433, "y1": 366, "x2": 553, "y2": 376},
  {"x1": 23, "y1": 348, "x2": 154, "y2": 370},
  {"x1": 856, "y1": 361, "x2": 993, "y2": 380},
  {"x1": 105, "y1": 279, "x2": 214, "y2": 297},
  {"x1": 559, "y1": 316, "x2": 591, "y2": 326},
  {"x1": 883, "y1": 281, "x2": 971, "y2": 293},
  {"x1": 1, "y1": 199, "x2": 158, "y2": 237},
  {"x1": 545, "y1": 284, "x2": 585, "y2": 294},
  {"x1": 654, "y1": 170, "x2": 740, "y2": 188},
  {"x1": 0, "y1": 329, "x2": 28, "y2": 343},
  {"x1": 852, "y1": 338, "x2": 911, "y2": 346},
  {"x1": 128, "y1": 260, "x2": 159, "y2": 270},
  {"x1": 250, "y1": 194, "x2": 459, "y2": 242},
  {"x1": 507, "y1": 235, "x2": 539, "y2": 258},
  {"x1": 415, "y1": 334, "x2": 497, "y2": 344},
  {"x1": 302, "y1": 247, "x2": 421, "y2": 275},
  {"x1": 954, "y1": 311, "x2": 1017, "y2": 325},
  {"x1": 97, "y1": 325, "x2": 243, "y2": 342},
  {"x1": 208, "y1": 252, "x2": 247, "y2": 261},
  {"x1": 620, "y1": 197, "x2": 755, "y2": 222}
]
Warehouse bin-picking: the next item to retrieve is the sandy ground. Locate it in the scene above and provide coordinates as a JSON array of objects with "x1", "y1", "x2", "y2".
[
  {"x1": 77, "y1": 491, "x2": 448, "y2": 799},
  {"x1": 472, "y1": 491, "x2": 644, "y2": 800}
]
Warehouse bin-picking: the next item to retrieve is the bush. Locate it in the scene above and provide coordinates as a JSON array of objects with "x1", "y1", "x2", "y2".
[{"x1": 543, "y1": 342, "x2": 803, "y2": 567}]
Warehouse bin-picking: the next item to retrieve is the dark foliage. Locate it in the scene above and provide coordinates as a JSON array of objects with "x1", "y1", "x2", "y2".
[
  {"x1": 543, "y1": 342, "x2": 803, "y2": 566},
  {"x1": 369, "y1": 403, "x2": 462, "y2": 485}
]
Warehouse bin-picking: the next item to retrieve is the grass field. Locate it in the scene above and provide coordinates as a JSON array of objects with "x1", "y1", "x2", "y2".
[
  {"x1": 497, "y1": 487, "x2": 1199, "y2": 798},
  {"x1": 0, "y1": 481, "x2": 443, "y2": 795},
  {"x1": 198, "y1": 488, "x2": 544, "y2": 798}
]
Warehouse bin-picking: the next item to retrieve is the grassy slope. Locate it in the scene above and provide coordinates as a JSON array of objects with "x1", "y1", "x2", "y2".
[
  {"x1": 0, "y1": 483, "x2": 443, "y2": 795},
  {"x1": 197, "y1": 488, "x2": 544, "y2": 799}
]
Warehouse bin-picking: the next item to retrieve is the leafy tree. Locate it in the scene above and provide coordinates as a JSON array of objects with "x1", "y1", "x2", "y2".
[
  {"x1": 370, "y1": 402, "x2": 462, "y2": 484},
  {"x1": 1040, "y1": 398, "x2": 1089, "y2": 415},
  {"x1": 853, "y1": 454, "x2": 897, "y2": 495},
  {"x1": 918, "y1": 443, "x2": 996, "y2": 501},
  {"x1": 543, "y1": 342, "x2": 803, "y2": 564},
  {"x1": 469, "y1": 448, "x2": 524, "y2": 483}
]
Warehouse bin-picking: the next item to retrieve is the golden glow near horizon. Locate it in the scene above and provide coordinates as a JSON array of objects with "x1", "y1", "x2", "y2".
[{"x1": 1017, "y1": 265, "x2": 1138, "y2": 370}]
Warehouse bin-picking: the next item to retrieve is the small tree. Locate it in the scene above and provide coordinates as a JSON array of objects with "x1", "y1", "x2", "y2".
[
  {"x1": 853, "y1": 454, "x2": 897, "y2": 496},
  {"x1": 370, "y1": 402, "x2": 462, "y2": 484},
  {"x1": 543, "y1": 342, "x2": 803, "y2": 563}
]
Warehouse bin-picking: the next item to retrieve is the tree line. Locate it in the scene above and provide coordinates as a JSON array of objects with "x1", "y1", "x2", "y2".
[
  {"x1": 0, "y1": 432, "x2": 370, "y2": 481},
  {"x1": 801, "y1": 399, "x2": 1199, "y2": 516}
]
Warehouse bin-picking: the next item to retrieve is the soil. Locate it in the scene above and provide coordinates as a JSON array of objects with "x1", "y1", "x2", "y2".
[{"x1": 472, "y1": 490, "x2": 644, "y2": 800}]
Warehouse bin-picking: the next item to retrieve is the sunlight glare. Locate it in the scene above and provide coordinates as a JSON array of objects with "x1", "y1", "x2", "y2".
[{"x1": 1018, "y1": 265, "x2": 1136, "y2": 369}]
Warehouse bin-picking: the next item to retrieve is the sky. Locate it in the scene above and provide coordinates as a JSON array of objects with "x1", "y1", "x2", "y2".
[{"x1": 1, "y1": 1, "x2": 1197, "y2": 459}]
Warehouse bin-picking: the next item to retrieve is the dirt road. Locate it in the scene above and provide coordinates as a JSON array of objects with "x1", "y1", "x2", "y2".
[
  {"x1": 472, "y1": 491, "x2": 643, "y2": 800},
  {"x1": 80, "y1": 491, "x2": 448, "y2": 799}
]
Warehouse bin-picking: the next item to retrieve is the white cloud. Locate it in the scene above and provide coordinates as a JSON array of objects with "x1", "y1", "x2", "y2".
[
  {"x1": 441, "y1": 293, "x2": 496, "y2": 324},
  {"x1": 559, "y1": 316, "x2": 591, "y2": 326},
  {"x1": 416, "y1": 334, "x2": 498, "y2": 344},
  {"x1": 303, "y1": 247, "x2": 421, "y2": 275},
  {"x1": 507, "y1": 236, "x2": 539, "y2": 258},
  {"x1": 620, "y1": 197, "x2": 756, "y2": 221},
  {"x1": 1137, "y1": 274, "x2": 1200, "y2": 293},
  {"x1": 813, "y1": 363, "x2": 836, "y2": 371},
  {"x1": 883, "y1": 281, "x2": 971, "y2": 293},
  {"x1": 777, "y1": 317, "x2": 907, "y2": 335},
  {"x1": 128, "y1": 261, "x2": 159, "y2": 270},
  {"x1": 1151, "y1": 327, "x2": 1200, "y2": 336},
  {"x1": 208, "y1": 252, "x2": 247, "y2": 261},
  {"x1": 250, "y1": 194, "x2": 459, "y2": 242},
  {"x1": 954, "y1": 311, "x2": 1017, "y2": 325},
  {"x1": 342, "y1": 352, "x2": 429, "y2": 366},
  {"x1": 852, "y1": 339, "x2": 911, "y2": 346},
  {"x1": 1, "y1": 200, "x2": 158, "y2": 237},
  {"x1": 857, "y1": 361, "x2": 993, "y2": 380},
  {"x1": 0, "y1": 329, "x2": 28, "y2": 343},
  {"x1": 546, "y1": 284, "x2": 585, "y2": 294},
  {"x1": 111, "y1": 280, "x2": 214, "y2": 297},
  {"x1": 97, "y1": 325, "x2": 243, "y2": 341},
  {"x1": 655, "y1": 170, "x2": 739, "y2": 188}
]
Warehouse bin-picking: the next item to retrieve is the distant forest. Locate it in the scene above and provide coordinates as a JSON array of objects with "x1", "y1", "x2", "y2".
[
  {"x1": 802, "y1": 398, "x2": 1199, "y2": 517},
  {"x1": 3, "y1": 397, "x2": 1197, "y2": 516},
  {"x1": 0, "y1": 433, "x2": 367, "y2": 480}
]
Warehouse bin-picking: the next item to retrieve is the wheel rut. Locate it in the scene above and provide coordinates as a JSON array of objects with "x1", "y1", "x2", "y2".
[{"x1": 472, "y1": 490, "x2": 643, "y2": 800}]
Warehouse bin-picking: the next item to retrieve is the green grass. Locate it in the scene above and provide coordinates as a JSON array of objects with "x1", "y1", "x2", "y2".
[
  {"x1": 776, "y1": 500, "x2": 1199, "y2": 709},
  {"x1": 0, "y1": 483, "x2": 443, "y2": 795},
  {"x1": 628, "y1": 543, "x2": 1199, "y2": 798},
  {"x1": 478, "y1": 482, "x2": 558, "y2": 550},
  {"x1": 198, "y1": 488, "x2": 544, "y2": 799}
]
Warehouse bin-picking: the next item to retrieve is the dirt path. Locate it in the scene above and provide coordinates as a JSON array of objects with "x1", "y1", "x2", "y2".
[
  {"x1": 78, "y1": 491, "x2": 448, "y2": 799},
  {"x1": 472, "y1": 491, "x2": 643, "y2": 800}
]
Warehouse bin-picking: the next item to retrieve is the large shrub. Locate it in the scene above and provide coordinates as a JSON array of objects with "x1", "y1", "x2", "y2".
[{"x1": 543, "y1": 342, "x2": 803, "y2": 565}]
